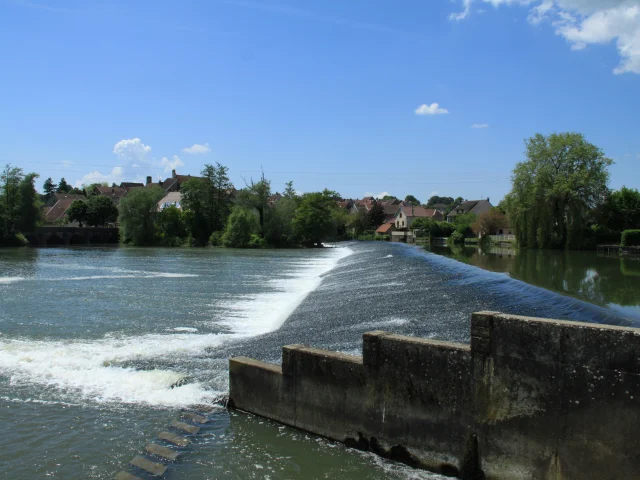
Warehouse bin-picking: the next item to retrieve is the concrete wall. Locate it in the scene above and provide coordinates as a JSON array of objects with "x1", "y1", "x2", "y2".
[{"x1": 229, "y1": 312, "x2": 640, "y2": 479}]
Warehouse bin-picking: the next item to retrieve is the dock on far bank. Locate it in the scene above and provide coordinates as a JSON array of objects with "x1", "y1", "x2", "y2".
[{"x1": 597, "y1": 244, "x2": 640, "y2": 255}]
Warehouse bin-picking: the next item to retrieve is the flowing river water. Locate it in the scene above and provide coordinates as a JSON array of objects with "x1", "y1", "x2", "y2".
[{"x1": 0, "y1": 242, "x2": 637, "y2": 479}]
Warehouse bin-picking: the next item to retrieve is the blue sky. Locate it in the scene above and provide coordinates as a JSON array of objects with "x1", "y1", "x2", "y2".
[{"x1": 1, "y1": 0, "x2": 639, "y2": 204}]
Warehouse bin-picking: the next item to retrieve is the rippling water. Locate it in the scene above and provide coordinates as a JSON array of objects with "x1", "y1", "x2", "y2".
[{"x1": 0, "y1": 243, "x2": 633, "y2": 479}]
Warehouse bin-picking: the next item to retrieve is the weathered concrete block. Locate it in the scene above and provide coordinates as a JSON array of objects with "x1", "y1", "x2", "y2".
[
  {"x1": 229, "y1": 312, "x2": 640, "y2": 480},
  {"x1": 229, "y1": 356, "x2": 295, "y2": 424}
]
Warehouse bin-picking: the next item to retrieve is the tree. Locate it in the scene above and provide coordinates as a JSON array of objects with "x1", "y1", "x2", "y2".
[
  {"x1": 67, "y1": 200, "x2": 88, "y2": 226},
  {"x1": 15, "y1": 173, "x2": 40, "y2": 234},
  {"x1": 43, "y1": 177, "x2": 57, "y2": 200},
  {"x1": 239, "y1": 171, "x2": 271, "y2": 237},
  {"x1": 405, "y1": 194, "x2": 421, "y2": 205},
  {"x1": 57, "y1": 178, "x2": 72, "y2": 193},
  {"x1": 292, "y1": 191, "x2": 338, "y2": 246},
  {"x1": 283, "y1": 181, "x2": 297, "y2": 201},
  {"x1": 222, "y1": 207, "x2": 259, "y2": 248},
  {"x1": 472, "y1": 209, "x2": 508, "y2": 237},
  {"x1": 157, "y1": 205, "x2": 187, "y2": 245},
  {"x1": 426, "y1": 196, "x2": 455, "y2": 207},
  {"x1": 118, "y1": 186, "x2": 164, "y2": 245},
  {"x1": 86, "y1": 196, "x2": 118, "y2": 226},
  {"x1": 367, "y1": 201, "x2": 386, "y2": 228},
  {"x1": 505, "y1": 133, "x2": 612, "y2": 249},
  {"x1": 1, "y1": 165, "x2": 23, "y2": 240},
  {"x1": 382, "y1": 195, "x2": 397, "y2": 201},
  {"x1": 181, "y1": 163, "x2": 234, "y2": 245},
  {"x1": 599, "y1": 187, "x2": 640, "y2": 232}
]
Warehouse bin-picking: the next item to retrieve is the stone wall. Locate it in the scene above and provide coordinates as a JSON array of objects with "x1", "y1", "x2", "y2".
[{"x1": 229, "y1": 312, "x2": 640, "y2": 479}]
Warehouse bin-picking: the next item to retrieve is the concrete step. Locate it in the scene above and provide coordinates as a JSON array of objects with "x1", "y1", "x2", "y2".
[
  {"x1": 187, "y1": 403, "x2": 217, "y2": 413},
  {"x1": 181, "y1": 411, "x2": 209, "y2": 424},
  {"x1": 170, "y1": 419, "x2": 200, "y2": 435},
  {"x1": 145, "y1": 443, "x2": 180, "y2": 461},
  {"x1": 129, "y1": 455, "x2": 167, "y2": 477},
  {"x1": 158, "y1": 431, "x2": 191, "y2": 447},
  {"x1": 114, "y1": 472, "x2": 143, "y2": 480}
]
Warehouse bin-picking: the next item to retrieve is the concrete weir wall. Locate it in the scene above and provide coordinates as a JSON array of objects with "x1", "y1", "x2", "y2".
[{"x1": 229, "y1": 312, "x2": 640, "y2": 479}]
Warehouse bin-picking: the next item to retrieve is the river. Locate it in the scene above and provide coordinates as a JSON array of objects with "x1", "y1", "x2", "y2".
[{"x1": 0, "y1": 242, "x2": 636, "y2": 479}]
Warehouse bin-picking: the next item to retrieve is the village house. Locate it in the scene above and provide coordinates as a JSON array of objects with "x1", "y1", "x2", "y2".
[
  {"x1": 391, "y1": 205, "x2": 443, "y2": 243},
  {"x1": 157, "y1": 191, "x2": 183, "y2": 211},
  {"x1": 93, "y1": 186, "x2": 128, "y2": 205},
  {"x1": 42, "y1": 193, "x2": 87, "y2": 224},
  {"x1": 446, "y1": 198, "x2": 492, "y2": 222}
]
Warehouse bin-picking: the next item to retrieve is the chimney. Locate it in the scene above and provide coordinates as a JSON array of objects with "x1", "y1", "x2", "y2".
[
  {"x1": 146, "y1": 176, "x2": 152, "y2": 185},
  {"x1": 172, "y1": 169, "x2": 177, "y2": 179}
]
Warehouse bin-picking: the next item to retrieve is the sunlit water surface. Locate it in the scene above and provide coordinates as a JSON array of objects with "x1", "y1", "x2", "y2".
[{"x1": 0, "y1": 243, "x2": 634, "y2": 479}]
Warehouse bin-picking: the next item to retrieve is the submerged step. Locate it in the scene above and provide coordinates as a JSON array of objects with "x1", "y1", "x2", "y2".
[
  {"x1": 145, "y1": 443, "x2": 180, "y2": 461},
  {"x1": 129, "y1": 455, "x2": 167, "y2": 477},
  {"x1": 181, "y1": 411, "x2": 209, "y2": 424},
  {"x1": 158, "y1": 431, "x2": 191, "y2": 447},
  {"x1": 114, "y1": 472, "x2": 143, "y2": 480},
  {"x1": 170, "y1": 419, "x2": 200, "y2": 435},
  {"x1": 187, "y1": 403, "x2": 217, "y2": 413}
]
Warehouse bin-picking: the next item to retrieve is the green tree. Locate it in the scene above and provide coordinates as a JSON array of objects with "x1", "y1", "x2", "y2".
[
  {"x1": 283, "y1": 180, "x2": 298, "y2": 201},
  {"x1": 56, "y1": 178, "x2": 72, "y2": 193},
  {"x1": 382, "y1": 195, "x2": 397, "y2": 201},
  {"x1": 67, "y1": 200, "x2": 88, "y2": 227},
  {"x1": 118, "y1": 186, "x2": 164, "y2": 245},
  {"x1": 405, "y1": 194, "x2": 421, "y2": 205},
  {"x1": 292, "y1": 191, "x2": 338, "y2": 246},
  {"x1": 472, "y1": 209, "x2": 508, "y2": 237},
  {"x1": 15, "y1": 173, "x2": 40, "y2": 234},
  {"x1": 426, "y1": 196, "x2": 455, "y2": 207},
  {"x1": 367, "y1": 201, "x2": 386, "y2": 228},
  {"x1": 43, "y1": 177, "x2": 57, "y2": 200},
  {"x1": 181, "y1": 163, "x2": 234, "y2": 245},
  {"x1": 157, "y1": 205, "x2": 187, "y2": 245},
  {"x1": 222, "y1": 207, "x2": 259, "y2": 248},
  {"x1": 1, "y1": 165, "x2": 23, "y2": 240},
  {"x1": 86, "y1": 196, "x2": 118, "y2": 226},
  {"x1": 239, "y1": 171, "x2": 271, "y2": 237},
  {"x1": 599, "y1": 187, "x2": 640, "y2": 232},
  {"x1": 505, "y1": 132, "x2": 612, "y2": 249}
]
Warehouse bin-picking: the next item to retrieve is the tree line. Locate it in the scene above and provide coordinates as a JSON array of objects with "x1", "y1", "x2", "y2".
[{"x1": 118, "y1": 163, "x2": 350, "y2": 247}]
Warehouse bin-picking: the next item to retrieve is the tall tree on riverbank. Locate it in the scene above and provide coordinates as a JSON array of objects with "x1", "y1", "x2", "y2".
[
  {"x1": 292, "y1": 190, "x2": 339, "y2": 246},
  {"x1": 1, "y1": 165, "x2": 40, "y2": 243},
  {"x1": 181, "y1": 163, "x2": 234, "y2": 245},
  {"x1": 505, "y1": 133, "x2": 612, "y2": 249},
  {"x1": 42, "y1": 177, "x2": 57, "y2": 200},
  {"x1": 118, "y1": 186, "x2": 164, "y2": 245},
  {"x1": 239, "y1": 171, "x2": 271, "y2": 237}
]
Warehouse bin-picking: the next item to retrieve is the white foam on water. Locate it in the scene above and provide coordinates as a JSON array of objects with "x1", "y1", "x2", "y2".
[
  {"x1": 0, "y1": 332, "x2": 231, "y2": 407},
  {"x1": 0, "y1": 247, "x2": 353, "y2": 408},
  {"x1": 215, "y1": 246, "x2": 353, "y2": 336},
  {"x1": 0, "y1": 277, "x2": 25, "y2": 284}
]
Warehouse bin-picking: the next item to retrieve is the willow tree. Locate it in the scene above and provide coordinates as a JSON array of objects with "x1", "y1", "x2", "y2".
[{"x1": 505, "y1": 133, "x2": 612, "y2": 249}]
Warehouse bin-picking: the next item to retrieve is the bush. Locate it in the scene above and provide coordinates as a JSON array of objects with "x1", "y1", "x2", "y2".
[
  {"x1": 621, "y1": 229, "x2": 640, "y2": 246},
  {"x1": 448, "y1": 230, "x2": 465, "y2": 246},
  {"x1": 209, "y1": 231, "x2": 223, "y2": 246},
  {"x1": 248, "y1": 234, "x2": 266, "y2": 248},
  {"x1": 222, "y1": 207, "x2": 259, "y2": 248}
]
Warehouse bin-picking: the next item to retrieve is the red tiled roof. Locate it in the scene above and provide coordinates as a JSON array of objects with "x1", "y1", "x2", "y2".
[
  {"x1": 44, "y1": 198, "x2": 85, "y2": 223},
  {"x1": 397, "y1": 206, "x2": 439, "y2": 218},
  {"x1": 376, "y1": 222, "x2": 395, "y2": 234},
  {"x1": 95, "y1": 186, "x2": 127, "y2": 198}
]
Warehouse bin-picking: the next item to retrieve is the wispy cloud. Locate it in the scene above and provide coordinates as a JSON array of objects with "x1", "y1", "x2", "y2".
[
  {"x1": 364, "y1": 191, "x2": 391, "y2": 199},
  {"x1": 415, "y1": 103, "x2": 449, "y2": 115},
  {"x1": 449, "y1": 0, "x2": 640, "y2": 74},
  {"x1": 160, "y1": 155, "x2": 185, "y2": 173},
  {"x1": 182, "y1": 142, "x2": 211, "y2": 154},
  {"x1": 74, "y1": 167, "x2": 125, "y2": 188},
  {"x1": 471, "y1": 123, "x2": 489, "y2": 128}
]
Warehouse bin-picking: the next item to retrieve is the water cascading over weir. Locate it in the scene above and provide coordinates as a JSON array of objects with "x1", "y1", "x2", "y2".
[{"x1": 228, "y1": 311, "x2": 640, "y2": 479}]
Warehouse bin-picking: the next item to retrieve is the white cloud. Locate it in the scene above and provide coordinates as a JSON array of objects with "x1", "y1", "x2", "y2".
[
  {"x1": 74, "y1": 167, "x2": 125, "y2": 188},
  {"x1": 471, "y1": 123, "x2": 490, "y2": 128},
  {"x1": 113, "y1": 138, "x2": 152, "y2": 162},
  {"x1": 415, "y1": 103, "x2": 450, "y2": 115},
  {"x1": 160, "y1": 155, "x2": 185, "y2": 173},
  {"x1": 449, "y1": 1, "x2": 640, "y2": 74},
  {"x1": 182, "y1": 142, "x2": 211, "y2": 154},
  {"x1": 364, "y1": 191, "x2": 392, "y2": 199}
]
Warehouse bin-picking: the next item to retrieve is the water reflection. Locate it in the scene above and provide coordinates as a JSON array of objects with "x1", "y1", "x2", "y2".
[{"x1": 426, "y1": 245, "x2": 640, "y2": 318}]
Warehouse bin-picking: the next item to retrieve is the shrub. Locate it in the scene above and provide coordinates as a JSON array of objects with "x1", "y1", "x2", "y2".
[
  {"x1": 448, "y1": 230, "x2": 465, "y2": 246},
  {"x1": 248, "y1": 234, "x2": 266, "y2": 248},
  {"x1": 209, "y1": 231, "x2": 223, "y2": 247},
  {"x1": 621, "y1": 229, "x2": 640, "y2": 246}
]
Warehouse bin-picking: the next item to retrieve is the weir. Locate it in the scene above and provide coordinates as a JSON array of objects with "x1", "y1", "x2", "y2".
[{"x1": 229, "y1": 311, "x2": 640, "y2": 479}]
